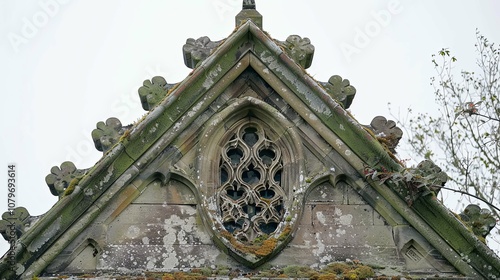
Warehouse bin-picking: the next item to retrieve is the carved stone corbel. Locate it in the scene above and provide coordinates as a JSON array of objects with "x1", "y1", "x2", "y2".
[
  {"x1": 459, "y1": 204, "x2": 497, "y2": 238},
  {"x1": 321, "y1": 75, "x2": 356, "y2": 109},
  {"x1": 138, "y1": 76, "x2": 176, "y2": 111},
  {"x1": 0, "y1": 207, "x2": 36, "y2": 240},
  {"x1": 365, "y1": 116, "x2": 403, "y2": 153},
  {"x1": 183, "y1": 36, "x2": 223, "y2": 69},
  {"x1": 91, "y1": 117, "x2": 130, "y2": 152},
  {"x1": 45, "y1": 161, "x2": 87, "y2": 197},
  {"x1": 277, "y1": 35, "x2": 315, "y2": 69},
  {"x1": 414, "y1": 160, "x2": 448, "y2": 194}
]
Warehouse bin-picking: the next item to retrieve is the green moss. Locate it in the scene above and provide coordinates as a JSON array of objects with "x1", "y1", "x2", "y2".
[
  {"x1": 322, "y1": 262, "x2": 350, "y2": 274},
  {"x1": 278, "y1": 225, "x2": 292, "y2": 241},
  {"x1": 221, "y1": 230, "x2": 277, "y2": 258},
  {"x1": 253, "y1": 234, "x2": 269, "y2": 245},
  {"x1": 119, "y1": 129, "x2": 130, "y2": 142},
  {"x1": 63, "y1": 176, "x2": 83, "y2": 196},
  {"x1": 354, "y1": 265, "x2": 375, "y2": 278},
  {"x1": 216, "y1": 268, "x2": 229, "y2": 276},
  {"x1": 320, "y1": 261, "x2": 375, "y2": 279},
  {"x1": 283, "y1": 265, "x2": 319, "y2": 278},
  {"x1": 198, "y1": 267, "x2": 213, "y2": 276}
]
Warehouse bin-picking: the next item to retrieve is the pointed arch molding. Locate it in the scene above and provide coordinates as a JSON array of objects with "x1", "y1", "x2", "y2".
[{"x1": 197, "y1": 96, "x2": 305, "y2": 267}]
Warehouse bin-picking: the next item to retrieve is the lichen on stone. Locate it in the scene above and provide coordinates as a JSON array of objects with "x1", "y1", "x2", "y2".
[
  {"x1": 277, "y1": 35, "x2": 315, "y2": 69},
  {"x1": 138, "y1": 76, "x2": 176, "y2": 110},
  {"x1": 321, "y1": 75, "x2": 356, "y2": 109},
  {"x1": 45, "y1": 161, "x2": 87, "y2": 197},
  {"x1": 459, "y1": 204, "x2": 497, "y2": 239},
  {"x1": 183, "y1": 36, "x2": 223, "y2": 69},
  {"x1": 91, "y1": 117, "x2": 130, "y2": 152}
]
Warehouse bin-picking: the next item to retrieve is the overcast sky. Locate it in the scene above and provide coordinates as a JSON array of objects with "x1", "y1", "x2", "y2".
[{"x1": 1, "y1": 0, "x2": 499, "y2": 256}]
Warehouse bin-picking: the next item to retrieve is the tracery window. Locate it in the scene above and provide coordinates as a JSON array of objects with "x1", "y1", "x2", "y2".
[{"x1": 218, "y1": 122, "x2": 284, "y2": 242}]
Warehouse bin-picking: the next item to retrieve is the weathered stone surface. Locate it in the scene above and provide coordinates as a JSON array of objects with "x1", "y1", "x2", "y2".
[
  {"x1": 321, "y1": 75, "x2": 356, "y2": 109},
  {"x1": 102, "y1": 205, "x2": 215, "y2": 271},
  {"x1": 138, "y1": 76, "x2": 176, "y2": 111},
  {"x1": 414, "y1": 159, "x2": 448, "y2": 194},
  {"x1": 277, "y1": 35, "x2": 315, "y2": 69},
  {"x1": 98, "y1": 244, "x2": 222, "y2": 272},
  {"x1": 459, "y1": 204, "x2": 497, "y2": 238},
  {"x1": 242, "y1": 0, "x2": 255, "y2": 9},
  {"x1": 133, "y1": 180, "x2": 196, "y2": 205},
  {"x1": 63, "y1": 244, "x2": 99, "y2": 273},
  {"x1": 393, "y1": 225, "x2": 457, "y2": 272},
  {"x1": 307, "y1": 183, "x2": 344, "y2": 204},
  {"x1": 45, "y1": 161, "x2": 86, "y2": 197},
  {"x1": 235, "y1": 2, "x2": 262, "y2": 28},
  {"x1": 183, "y1": 37, "x2": 222, "y2": 69},
  {"x1": 365, "y1": 116, "x2": 403, "y2": 153},
  {"x1": 0, "y1": 207, "x2": 33, "y2": 240},
  {"x1": 91, "y1": 117, "x2": 128, "y2": 152}
]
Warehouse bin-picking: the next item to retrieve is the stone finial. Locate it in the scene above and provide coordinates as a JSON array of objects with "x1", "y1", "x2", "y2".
[
  {"x1": 321, "y1": 75, "x2": 356, "y2": 109},
  {"x1": 138, "y1": 76, "x2": 176, "y2": 110},
  {"x1": 365, "y1": 116, "x2": 403, "y2": 153},
  {"x1": 183, "y1": 37, "x2": 222, "y2": 69},
  {"x1": 91, "y1": 117, "x2": 127, "y2": 152},
  {"x1": 243, "y1": 0, "x2": 256, "y2": 9},
  {"x1": 278, "y1": 35, "x2": 315, "y2": 69},
  {"x1": 45, "y1": 161, "x2": 86, "y2": 197},
  {"x1": 236, "y1": 0, "x2": 262, "y2": 28},
  {"x1": 459, "y1": 204, "x2": 497, "y2": 238},
  {"x1": 0, "y1": 207, "x2": 32, "y2": 240}
]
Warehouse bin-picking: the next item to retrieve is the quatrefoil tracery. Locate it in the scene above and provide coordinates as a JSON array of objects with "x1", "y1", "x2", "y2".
[{"x1": 218, "y1": 123, "x2": 284, "y2": 241}]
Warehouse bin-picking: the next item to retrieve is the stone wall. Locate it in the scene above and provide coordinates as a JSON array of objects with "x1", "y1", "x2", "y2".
[{"x1": 46, "y1": 177, "x2": 456, "y2": 276}]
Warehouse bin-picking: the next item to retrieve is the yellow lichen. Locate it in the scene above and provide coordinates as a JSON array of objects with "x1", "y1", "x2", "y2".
[
  {"x1": 278, "y1": 225, "x2": 292, "y2": 241},
  {"x1": 119, "y1": 129, "x2": 131, "y2": 142},
  {"x1": 63, "y1": 176, "x2": 83, "y2": 196},
  {"x1": 221, "y1": 230, "x2": 277, "y2": 258},
  {"x1": 254, "y1": 237, "x2": 277, "y2": 257}
]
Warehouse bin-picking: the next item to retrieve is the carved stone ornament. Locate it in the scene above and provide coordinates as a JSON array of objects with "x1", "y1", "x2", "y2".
[
  {"x1": 414, "y1": 160, "x2": 448, "y2": 194},
  {"x1": 218, "y1": 124, "x2": 285, "y2": 241},
  {"x1": 235, "y1": 0, "x2": 262, "y2": 28},
  {"x1": 91, "y1": 117, "x2": 128, "y2": 152},
  {"x1": 45, "y1": 161, "x2": 86, "y2": 197},
  {"x1": 459, "y1": 204, "x2": 497, "y2": 238},
  {"x1": 365, "y1": 116, "x2": 403, "y2": 153},
  {"x1": 138, "y1": 76, "x2": 176, "y2": 111},
  {"x1": 242, "y1": 0, "x2": 256, "y2": 9},
  {"x1": 278, "y1": 35, "x2": 315, "y2": 69},
  {"x1": 197, "y1": 99, "x2": 304, "y2": 267},
  {"x1": 0, "y1": 207, "x2": 32, "y2": 241},
  {"x1": 183, "y1": 36, "x2": 222, "y2": 69},
  {"x1": 321, "y1": 75, "x2": 356, "y2": 109}
]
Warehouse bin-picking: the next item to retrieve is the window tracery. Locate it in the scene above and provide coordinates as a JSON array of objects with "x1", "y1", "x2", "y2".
[{"x1": 218, "y1": 122, "x2": 285, "y2": 242}]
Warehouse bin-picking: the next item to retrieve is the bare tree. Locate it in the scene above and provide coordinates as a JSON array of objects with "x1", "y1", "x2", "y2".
[{"x1": 395, "y1": 30, "x2": 499, "y2": 249}]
